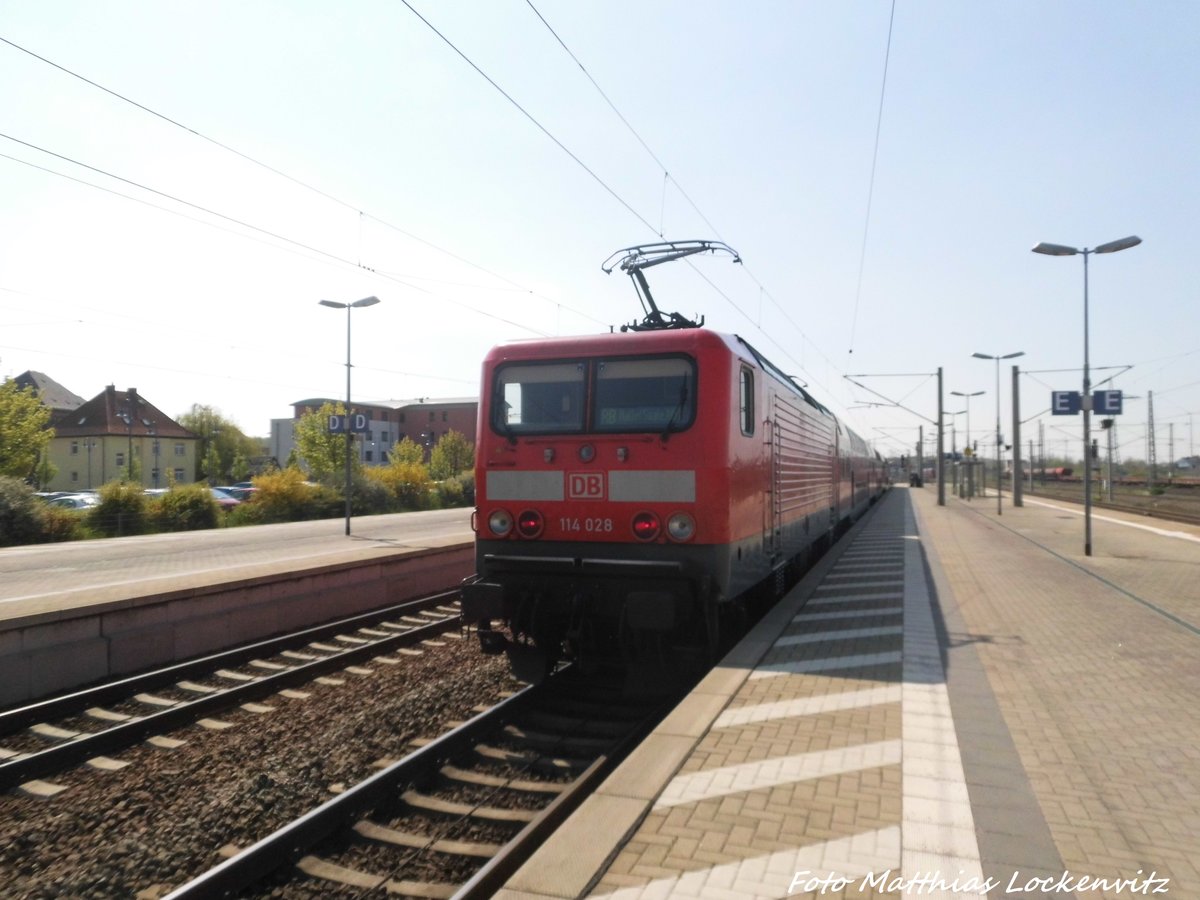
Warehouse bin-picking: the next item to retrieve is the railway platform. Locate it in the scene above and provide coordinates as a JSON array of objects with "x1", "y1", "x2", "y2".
[
  {"x1": 496, "y1": 486, "x2": 1200, "y2": 899},
  {"x1": 0, "y1": 509, "x2": 474, "y2": 706}
]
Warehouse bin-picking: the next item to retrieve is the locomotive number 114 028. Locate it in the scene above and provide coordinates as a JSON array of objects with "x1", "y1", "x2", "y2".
[{"x1": 559, "y1": 517, "x2": 614, "y2": 533}]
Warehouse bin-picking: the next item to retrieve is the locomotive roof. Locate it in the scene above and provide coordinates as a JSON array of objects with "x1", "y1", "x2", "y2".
[{"x1": 484, "y1": 327, "x2": 735, "y2": 357}]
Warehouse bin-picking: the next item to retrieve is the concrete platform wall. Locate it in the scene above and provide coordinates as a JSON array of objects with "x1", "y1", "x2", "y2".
[{"x1": 0, "y1": 545, "x2": 474, "y2": 707}]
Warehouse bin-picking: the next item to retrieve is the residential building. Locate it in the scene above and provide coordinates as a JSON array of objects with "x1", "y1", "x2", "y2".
[
  {"x1": 43, "y1": 385, "x2": 200, "y2": 491},
  {"x1": 12, "y1": 371, "x2": 86, "y2": 418}
]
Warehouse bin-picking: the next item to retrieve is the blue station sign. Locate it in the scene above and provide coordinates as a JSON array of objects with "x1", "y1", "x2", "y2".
[
  {"x1": 1051, "y1": 390, "x2": 1123, "y2": 416},
  {"x1": 327, "y1": 413, "x2": 370, "y2": 433}
]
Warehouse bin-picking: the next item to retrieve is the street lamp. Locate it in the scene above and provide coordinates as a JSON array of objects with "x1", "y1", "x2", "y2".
[
  {"x1": 972, "y1": 351, "x2": 1025, "y2": 515},
  {"x1": 945, "y1": 410, "x2": 966, "y2": 455},
  {"x1": 949, "y1": 390, "x2": 984, "y2": 449},
  {"x1": 950, "y1": 390, "x2": 984, "y2": 499},
  {"x1": 319, "y1": 295, "x2": 381, "y2": 536},
  {"x1": 117, "y1": 411, "x2": 134, "y2": 482},
  {"x1": 1032, "y1": 235, "x2": 1141, "y2": 556},
  {"x1": 148, "y1": 422, "x2": 159, "y2": 489},
  {"x1": 944, "y1": 409, "x2": 966, "y2": 493}
]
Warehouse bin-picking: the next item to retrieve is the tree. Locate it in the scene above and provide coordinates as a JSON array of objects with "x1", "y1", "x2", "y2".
[
  {"x1": 201, "y1": 442, "x2": 221, "y2": 485},
  {"x1": 177, "y1": 403, "x2": 261, "y2": 484},
  {"x1": 0, "y1": 380, "x2": 53, "y2": 481},
  {"x1": 429, "y1": 429, "x2": 475, "y2": 480},
  {"x1": 230, "y1": 448, "x2": 251, "y2": 482},
  {"x1": 33, "y1": 457, "x2": 58, "y2": 491},
  {"x1": 390, "y1": 436, "x2": 425, "y2": 466},
  {"x1": 292, "y1": 401, "x2": 353, "y2": 483},
  {"x1": 0, "y1": 475, "x2": 46, "y2": 545}
]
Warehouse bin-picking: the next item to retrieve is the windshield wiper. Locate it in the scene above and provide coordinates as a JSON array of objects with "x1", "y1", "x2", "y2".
[{"x1": 660, "y1": 382, "x2": 690, "y2": 441}]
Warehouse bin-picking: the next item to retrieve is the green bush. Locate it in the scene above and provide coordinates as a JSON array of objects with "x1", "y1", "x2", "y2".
[
  {"x1": 351, "y1": 476, "x2": 396, "y2": 516},
  {"x1": 366, "y1": 461, "x2": 433, "y2": 510},
  {"x1": 151, "y1": 483, "x2": 220, "y2": 532},
  {"x1": 37, "y1": 505, "x2": 85, "y2": 542},
  {"x1": 0, "y1": 476, "x2": 44, "y2": 547},
  {"x1": 227, "y1": 468, "x2": 342, "y2": 525},
  {"x1": 436, "y1": 472, "x2": 475, "y2": 508},
  {"x1": 87, "y1": 481, "x2": 150, "y2": 537}
]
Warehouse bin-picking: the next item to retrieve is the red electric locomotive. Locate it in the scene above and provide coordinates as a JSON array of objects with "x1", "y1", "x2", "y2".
[{"x1": 461, "y1": 242, "x2": 885, "y2": 678}]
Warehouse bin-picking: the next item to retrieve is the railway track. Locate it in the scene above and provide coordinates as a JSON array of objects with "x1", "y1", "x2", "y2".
[
  {"x1": 1022, "y1": 484, "x2": 1200, "y2": 527},
  {"x1": 0, "y1": 591, "x2": 463, "y2": 794},
  {"x1": 162, "y1": 671, "x2": 676, "y2": 899}
]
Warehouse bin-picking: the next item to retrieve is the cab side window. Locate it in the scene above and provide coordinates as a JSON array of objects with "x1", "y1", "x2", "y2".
[{"x1": 740, "y1": 367, "x2": 754, "y2": 436}]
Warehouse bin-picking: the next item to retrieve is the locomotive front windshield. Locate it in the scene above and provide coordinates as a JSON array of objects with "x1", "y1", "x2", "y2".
[{"x1": 493, "y1": 355, "x2": 695, "y2": 435}]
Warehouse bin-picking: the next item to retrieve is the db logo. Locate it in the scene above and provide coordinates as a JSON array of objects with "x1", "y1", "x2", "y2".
[{"x1": 568, "y1": 472, "x2": 605, "y2": 499}]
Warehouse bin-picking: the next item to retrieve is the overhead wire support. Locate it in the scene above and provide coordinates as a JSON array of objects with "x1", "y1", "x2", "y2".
[
  {"x1": 843, "y1": 374, "x2": 937, "y2": 426},
  {"x1": 845, "y1": 367, "x2": 946, "y2": 506}
]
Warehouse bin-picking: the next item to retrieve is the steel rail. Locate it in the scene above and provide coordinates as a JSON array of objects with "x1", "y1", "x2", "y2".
[
  {"x1": 161, "y1": 681, "x2": 542, "y2": 899},
  {"x1": 1024, "y1": 486, "x2": 1200, "y2": 527},
  {"x1": 0, "y1": 590, "x2": 459, "y2": 733},
  {"x1": 0, "y1": 612, "x2": 460, "y2": 791},
  {"x1": 453, "y1": 695, "x2": 666, "y2": 899}
]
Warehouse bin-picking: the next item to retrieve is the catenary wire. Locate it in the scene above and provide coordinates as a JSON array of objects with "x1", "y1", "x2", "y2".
[
  {"x1": 0, "y1": 33, "x2": 607, "y2": 331},
  {"x1": 846, "y1": 0, "x2": 896, "y2": 361},
  {"x1": 521, "y1": 0, "x2": 857, "y2": 409},
  {"x1": 0, "y1": 141, "x2": 548, "y2": 338},
  {"x1": 399, "y1": 0, "x2": 657, "y2": 236}
]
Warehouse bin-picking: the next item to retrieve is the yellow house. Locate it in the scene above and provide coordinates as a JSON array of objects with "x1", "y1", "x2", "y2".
[{"x1": 43, "y1": 385, "x2": 200, "y2": 492}]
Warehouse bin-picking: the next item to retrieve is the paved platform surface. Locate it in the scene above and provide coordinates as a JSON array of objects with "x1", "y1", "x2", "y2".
[
  {"x1": 0, "y1": 508, "x2": 472, "y2": 625},
  {"x1": 498, "y1": 486, "x2": 1200, "y2": 899}
]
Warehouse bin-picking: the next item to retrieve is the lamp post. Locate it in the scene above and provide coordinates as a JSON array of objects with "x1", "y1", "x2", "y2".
[
  {"x1": 319, "y1": 295, "x2": 381, "y2": 536},
  {"x1": 149, "y1": 423, "x2": 159, "y2": 489},
  {"x1": 118, "y1": 411, "x2": 134, "y2": 482},
  {"x1": 972, "y1": 351, "x2": 1025, "y2": 515},
  {"x1": 951, "y1": 390, "x2": 984, "y2": 499},
  {"x1": 1032, "y1": 235, "x2": 1141, "y2": 556},
  {"x1": 945, "y1": 409, "x2": 966, "y2": 494}
]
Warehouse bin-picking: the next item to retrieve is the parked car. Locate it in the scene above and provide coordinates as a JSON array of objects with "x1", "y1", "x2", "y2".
[
  {"x1": 218, "y1": 485, "x2": 257, "y2": 502},
  {"x1": 47, "y1": 493, "x2": 100, "y2": 510},
  {"x1": 210, "y1": 487, "x2": 241, "y2": 510}
]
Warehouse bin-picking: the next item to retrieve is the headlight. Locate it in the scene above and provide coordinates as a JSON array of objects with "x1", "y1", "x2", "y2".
[
  {"x1": 666, "y1": 512, "x2": 696, "y2": 542},
  {"x1": 488, "y1": 509, "x2": 513, "y2": 537}
]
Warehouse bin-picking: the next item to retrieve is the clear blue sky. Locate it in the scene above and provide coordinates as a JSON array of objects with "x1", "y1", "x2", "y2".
[{"x1": 2, "y1": 2, "x2": 1196, "y2": 464}]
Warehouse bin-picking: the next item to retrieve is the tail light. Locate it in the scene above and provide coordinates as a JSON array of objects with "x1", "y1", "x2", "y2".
[
  {"x1": 488, "y1": 509, "x2": 513, "y2": 537},
  {"x1": 666, "y1": 512, "x2": 696, "y2": 542},
  {"x1": 631, "y1": 511, "x2": 660, "y2": 541},
  {"x1": 517, "y1": 509, "x2": 544, "y2": 538}
]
